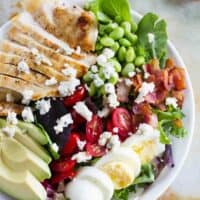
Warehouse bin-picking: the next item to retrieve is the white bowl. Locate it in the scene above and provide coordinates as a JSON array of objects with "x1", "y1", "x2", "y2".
[{"x1": 0, "y1": 10, "x2": 195, "y2": 200}]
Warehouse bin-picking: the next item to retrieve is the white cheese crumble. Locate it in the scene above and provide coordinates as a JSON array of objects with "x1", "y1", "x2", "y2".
[
  {"x1": 136, "y1": 123, "x2": 155, "y2": 135},
  {"x1": 93, "y1": 74, "x2": 104, "y2": 87},
  {"x1": 143, "y1": 65, "x2": 150, "y2": 79},
  {"x1": 135, "y1": 82, "x2": 155, "y2": 104},
  {"x1": 22, "y1": 107, "x2": 34, "y2": 122},
  {"x1": 102, "y1": 48, "x2": 115, "y2": 59},
  {"x1": 148, "y1": 33, "x2": 155, "y2": 44},
  {"x1": 22, "y1": 90, "x2": 33, "y2": 105},
  {"x1": 7, "y1": 111, "x2": 18, "y2": 125},
  {"x1": 107, "y1": 93, "x2": 120, "y2": 108},
  {"x1": 105, "y1": 83, "x2": 115, "y2": 94},
  {"x1": 91, "y1": 65, "x2": 98, "y2": 73},
  {"x1": 107, "y1": 135, "x2": 121, "y2": 151},
  {"x1": 73, "y1": 101, "x2": 93, "y2": 122},
  {"x1": 58, "y1": 78, "x2": 80, "y2": 97},
  {"x1": 17, "y1": 61, "x2": 30, "y2": 74},
  {"x1": 124, "y1": 78, "x2": 133, "y2": 86},
  {"x1": 98, "y1": 107, "x2": 110, "y2": 118},
  {"x1": 2, "y1": 126, "x2": 16, "y2": 137},
  {"x1": 75, "y1": 46, "x2": 81, "y2": 54},
  {"x1": 6, "y1": 93, "x2": 14, "y2": 103},
  {"x1": 36, "y1": 99, "x2": 51, "y2": 115},
  {"x1": 45, "y1": 77, "x2": 57, "y2": 86},
  {"x1": 102, "y1": 62, "x2": 115, "y2": 79},
  {"x1": 128, "y1": 71, "x2": 136, "y2": 78},
  {"x1": 96, "y1": 54, "x2": 107, "y2": 66},
  {"x1": 113, "y1": 127, "x2": 119, "y2": 133},
  {"x1": 72, "y1": 152, "x2": 92, "y2": 163},
  {"x1": 62, "y1": 67, "x2": 77, "y2": 77},
  {"x1": 98, "y1": 132, "x2": 112, "y2": 146},
  {"x1": 54, "y1": 114, "x2": 73, "y2": 134},
  {"x1": 166, "y1": 97, "x2": 178, "y2": 108},
  {"x1": 51, "y1": 143, "x2": 59, "y2": 153},
  {"x1": 77, "y1": 140, "x2": 86, "y2": 151}
]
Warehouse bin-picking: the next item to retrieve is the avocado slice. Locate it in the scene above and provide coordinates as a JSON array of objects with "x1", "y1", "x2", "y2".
[
  {"x1": 0, "y1": 157, "x2": 47, "y2": 200},
  {"x1": 1, "y1": 137, "x2": 51, "y2": 181}
]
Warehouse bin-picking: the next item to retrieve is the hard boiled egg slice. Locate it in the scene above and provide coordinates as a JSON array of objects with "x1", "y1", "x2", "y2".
[
  {"x1": 65, "y1": 179, "x2": 104, "y2": 200},
  {"x1": 122, "y1": 129, "x2": 165, "y2": 164},
  {"x1": 77, "y1": 167, "x2": 114, "y2": 200},
  {"x1": 95, "y1": 147, "x2": 141, "y2": 189}
]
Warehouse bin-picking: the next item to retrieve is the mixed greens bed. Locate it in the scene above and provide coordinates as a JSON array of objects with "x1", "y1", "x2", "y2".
[{"x1": 0, "y1": 0, "x2": 188, "y2": 200}]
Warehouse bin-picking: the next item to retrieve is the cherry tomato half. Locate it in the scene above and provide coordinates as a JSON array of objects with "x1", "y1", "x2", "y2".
[
  {"x1": 50, "y1": 171, "x2": 76, "y2": 184},
  {"x1": 64, "y1": 85, "x2": 86, "y2": 107},
  {"x1": 62, "y1": 133, "x2": 80, "y2": 156},
  {"x1": 50, "y1": 159, "x2": 76, "y2": 173},
  {"x1": 86, "y1": 115, "x2": 103, "y2": 143},
  {"x1": 112, "y1": 108, "x2": 132, "y2": 137},
  {"x1": 86, "y1": 143, "x2": 106, "y2": 157}
]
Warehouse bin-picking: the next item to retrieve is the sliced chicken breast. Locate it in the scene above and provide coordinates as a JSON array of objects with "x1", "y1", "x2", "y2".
[{"x1": 0, "y1": 102, "x2": 24, "y2": 116}]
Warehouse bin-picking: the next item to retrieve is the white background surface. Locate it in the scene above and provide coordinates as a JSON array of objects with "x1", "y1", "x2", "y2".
[{"x1": 0, "y1": 0, "x2": 199, "y2": 199}]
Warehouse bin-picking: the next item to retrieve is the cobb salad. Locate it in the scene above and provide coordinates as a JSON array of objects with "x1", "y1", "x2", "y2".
[{"x1": 0, "y1": 0, "x2": 187, "y2": 200}]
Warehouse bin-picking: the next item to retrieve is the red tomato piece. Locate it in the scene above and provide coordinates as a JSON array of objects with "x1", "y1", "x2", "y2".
[
  {"x1": 71, "y1": 109, "x2": 86, "y2": 124},
  {"x1": 64, "y1": 85, "x2": 86, "y2": 107},
  {"x1": 106, "y1": 119, "x2": 114, "y2": 132},
  {"x1": 86, "y1": 143, "x2": 106, "y2": 157},
  {"x1": 112, "y1": 108, "x2": 132, "y2": 137},
  {"x1": 50, "y1": 171, "x2": 76, "y2": 184},
  {"x1": 50, "y1": 159, "x2": 76, "y2": 173},
  {"x1": 86, "y1": 115, "x2": 103, "y2": 143},
  {"x1": 62, "y1": 133, "x2": 80, "y2": 156}
]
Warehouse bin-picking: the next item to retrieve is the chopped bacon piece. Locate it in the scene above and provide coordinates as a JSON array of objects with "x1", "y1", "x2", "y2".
[{"x1": 132, "y1": 74, "x2": 143, "y2": 92}]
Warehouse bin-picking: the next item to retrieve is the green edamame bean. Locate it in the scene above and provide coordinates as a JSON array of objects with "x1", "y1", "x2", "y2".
[
  {"x1": 119, "y1": 38, "x2": 131, "y2": 47},
  {"x1": 115, "y1": 16, "x2": 123, "y2": 23},
  {"x1": 97, "y1": 12, "x2": 112, "y2": 24},
  {"x1": 131, "y1": 21, "x2": 138, "y2": 33},
  {"x1": 121, "y1": 21, "x2": 131, "y2": 33},
  {"x1": 100, "y1": 37, "x2": 115, "y2": 47},
  {"x1": 136, "y1": 46, "x2": 145, "y2": 56},
  {"x1": 98, "y1": 67, "x2": 106, "y2": 80},
  {"x1": 83, "y1": 71, "x2": 93, "y2": 82},
  {"x1": 118, "y1": 46, "x2": 126, "y2": 62},
  {"x1": 111, "y1": 42, "x2": 120, "y2": 52},
  {"x1": 99, "y1": 24, "x2": 106, "y2": 35},
  {"x1": 122, "y1": 63, "x2": 135, "y2": 77},
  {"x1": 95, "y1": 43, "x2": 103, "y2": 51},
  {"x1": 109, "y1": 59, "x2": 122, "y2": 72},
  {"x1": 135, "y1": 56, "x2": 145, "y2": 66},
  {"x1": 109, "y1": 72, "x2": 119, "y2": 84},
  {"x1": 104, "y1": 23, "x2": 118, "y2": 33},
  {"x1": 125, "y1": 32, "x2": 138, "y2": 45},
  {"x1": 98, "y1": 86, "x2": 106, "y2": 96},
  {"x1": 126, "y1": 47, "x2": 136, "y2": 63},
  {"x1": 89, "y1": 82, "x2": 96, "y2": 96},
  {"x1": 110, "y1": 27, "x2": 125, "y2": 40}
]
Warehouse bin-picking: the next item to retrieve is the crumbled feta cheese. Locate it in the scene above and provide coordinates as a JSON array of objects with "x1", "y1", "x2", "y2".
[
  {"x1": 36, "y1": 99, "x2": 51, "y2": 115},
  {"x1": 51, "y1": 143, "x2": 59, "y2": 153},
  {"x1": 97, "y1": 107, "x2": 110, "y2": 118},
  {"x1": 22, "y1": 107, "x2": 34, "y2": 122},
  {"x1": 135, "y1": 82, "x2": 155, "y2": 104},
  {"x1": 148, "y1": 33, "x2": 155, "y2": 44},
  {"x1": 54, "y1": 114, "x2": 73, "y2": 134},
  {"x1": 91, "y1": 65, "x2": 98, "y2": 73},
  {"x1": 143, "y1": 65, "x2": 150, "y2": 79},
  {"x1": 107, "y1": 135, "x2": 120, "y2": 151},
  {"x1": 75, "y1": 46, "x2": 81, "y2": 54},
  {"x1": 124, "y1": 78, "x2": 133, "y2": 86},
  {"x1": 17, "y1": 61, "x2": 30, "y2": 74},
  {"x1": 107, "y1": 93, "x2": 120, "y2": 108},
  {"x1": 2, "y1": 126, "x2": 16, "y2": 137},
  {"x1": 136, "y1": 123, "x2": 155, "y2": 135},
  {"x1": 62, "y1": 67, "x2": 77, "y2": 77},
  {"x1": 73, "y1": 101, "x2": 93, "y2": 122},
  {"x1": 102, "y1": 48, "x2": 115, "y2": 59},
  {"x1": 96, "y1": 54, "x2": 107, "y2": 66},
  {"x1": 58, "y1": 78, "x2": 80, "y2": 97},
  {"x1": 72, "y1": 152, "x2": 92, "y2": 163},
  {"x1": 6, "y1": 93, "x2": 14, "y2": 103},
  {"x1": 77, "y1": 140, "x2": 86, "y2": 151},
  {"x1": 113, "y1": 127, "x2": 119, "y2": 133},
  {"x1": 7, "y1": 111, "x2": 18, "y2": 125},
  {"x1": 45, "y1": 77, "x2": 57, "y2": 86},
  {"x1": 102, "y1": 62, "x2": 115, "y2": 79},
  {"x1": 105, "y1": 83, "x2": 115, "y2": 94},
  {"x1": 35, "y1": 54, "x2": 52, "y2": 66},
  {"x1": 128, "y1": 71, "x2": 136, "y2": 78},
  {"x1": 93, "y1": 74, "x2": 104, "y2": 87},
  {"x1": 98, "y1": 132, "x2": 112, "y2": 146},
  {"x1": 166, "y1": 97, "x2": 178, "y2": 108},
  {"x1": 22, "y1": 90, "x2": 33, "y2": 105}
]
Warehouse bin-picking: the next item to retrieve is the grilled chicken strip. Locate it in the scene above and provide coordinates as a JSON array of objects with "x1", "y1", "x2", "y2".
[
  {"x1": 0, "y1": 75, "x2": 58, "y2": 100},
  {"x1": 23, "y1": 0, "x2": 98, "y2": 51},
  {"x1": 0, "y1": 102, "x2": 24, "y2": 116}
]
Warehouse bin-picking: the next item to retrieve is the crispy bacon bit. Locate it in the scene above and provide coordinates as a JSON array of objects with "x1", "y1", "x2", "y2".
[
  {"x1": 132, "y1": 74, "x2": 143, "y2": 92},
  {"x1": 132, "y1": 103, "x2": 152, "y2": 115},
  {"x1": 165, "y1": 58, "x2": 175, "y2": 69}
]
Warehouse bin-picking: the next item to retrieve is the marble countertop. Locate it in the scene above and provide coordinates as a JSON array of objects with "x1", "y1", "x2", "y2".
[{"x1": 0, "y1": 0, "x2": 199, "y2": 199}]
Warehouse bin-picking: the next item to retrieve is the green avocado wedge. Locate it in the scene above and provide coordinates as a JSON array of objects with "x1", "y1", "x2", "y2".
[
  {"x1": 1, "y1": 137, "x2": 51, "y2": 181},
  {"x1": 0, "y1": 157, "x2": 47, "y2": 200}
]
